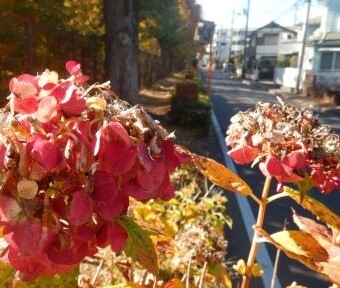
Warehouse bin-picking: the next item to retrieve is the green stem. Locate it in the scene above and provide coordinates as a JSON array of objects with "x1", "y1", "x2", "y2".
[{"x1": 241, "y1": 176, "x2": 272, "y2": 288}]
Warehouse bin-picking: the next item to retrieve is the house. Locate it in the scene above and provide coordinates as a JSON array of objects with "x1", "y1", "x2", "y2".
[
  {"x1": 304, "y1": 0, "x2": 340, "y2": 103},
  {"x1": 245, "y1": 21, "x2": 297, "y2": 79}
]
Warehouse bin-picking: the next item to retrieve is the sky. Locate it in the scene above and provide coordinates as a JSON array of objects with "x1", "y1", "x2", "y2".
[{"x1": 195, "y1": 0, "x2": 324, "y2": 29}]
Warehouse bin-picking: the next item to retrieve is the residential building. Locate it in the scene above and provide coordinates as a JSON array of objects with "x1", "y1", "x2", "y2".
[
  {"x1": 306, "y1": 0, "x2": 340, "y2": 103},
  {"x1": 246, "y1": 21, "x2": 297, "y2": 79},
  {"x1": 212, "y1": 27, "x2": 254, "y2": 69}
]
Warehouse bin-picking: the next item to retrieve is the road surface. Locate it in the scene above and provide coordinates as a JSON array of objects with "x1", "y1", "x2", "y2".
[{"x1": 202, "y1": 69, "x2": 339, "y2": 288}]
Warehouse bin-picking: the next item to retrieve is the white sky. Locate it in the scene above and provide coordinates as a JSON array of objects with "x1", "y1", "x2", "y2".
[{"x1": 195, "y1": 0, "x2": 324, "y2": 29}]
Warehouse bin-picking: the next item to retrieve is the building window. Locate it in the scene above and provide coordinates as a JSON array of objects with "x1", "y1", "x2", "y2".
[
  {"x1": 320, "y1": 52, "x2": 340, "y2": 71},
  {"x1": 264, "y1": 34, "x2": 278, "y2": 45},
  {"x1": 334, "y1": 53, "x2": 340, "y2": 70}
]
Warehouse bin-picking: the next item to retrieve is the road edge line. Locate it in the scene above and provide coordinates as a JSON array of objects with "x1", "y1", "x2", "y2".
[{"x1": 211, "y1": 111, "x2": 282, "y2": 288}]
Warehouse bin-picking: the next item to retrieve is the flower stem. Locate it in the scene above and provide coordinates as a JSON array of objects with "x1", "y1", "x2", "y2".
[{"x1": 241, "y1": 176, "x2": 272, "y2": 288}]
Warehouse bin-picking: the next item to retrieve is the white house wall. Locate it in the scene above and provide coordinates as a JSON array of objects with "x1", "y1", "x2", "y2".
[{"x1": 256, "y1": 45, "x2": 278, "y2": 58}]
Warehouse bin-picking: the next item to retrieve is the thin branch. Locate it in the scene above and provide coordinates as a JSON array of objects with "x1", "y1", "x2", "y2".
[
  {"x1": 186, "y1": 256, "x2": 193, "y2": 288},
  {"x1": 91, "y1": 247, "x2": 110, "y2": 286},
  {"x1": 198, "y1": 262, "x2": 208, "y2": 288},
  {"x1": 152, "y1": 275, "x2": 158, "y2": 288},
  {"x1": 270, "y1": 218, "x2": 288, "y2": 288},
  {"x1": 249, "y1": 193, "x2": 261, "y2": 205},
  {"x1": 267, "y1": 193, "x2": 288, "y2": 204}
]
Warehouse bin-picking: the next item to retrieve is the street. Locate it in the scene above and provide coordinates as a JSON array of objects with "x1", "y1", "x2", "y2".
[{"x1": 203, "y1": 69, "x2": 340, "y2": 288}]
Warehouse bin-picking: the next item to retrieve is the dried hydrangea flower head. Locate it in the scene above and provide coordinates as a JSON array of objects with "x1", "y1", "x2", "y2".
[
  {"x1": 0, "y1": 61, "x2": 187, "y2": 280},
  {"x1": 226, "y1": 101, "x2": 339, "y2": 193}
]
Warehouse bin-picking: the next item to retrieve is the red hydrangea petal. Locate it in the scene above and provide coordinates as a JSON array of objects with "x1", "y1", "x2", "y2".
[
  {"x1": 0, "y1": 142, "x2": 5, "y2": 170},
  {"x1": 228, "y1": 143, "x2": 260, "y2": 164},
  {"x1": 95, "y1": 193, "x2": 129, "y2": 221},
  {"x1": 107, "y1": 122, "x2": 132, "y2": 146},
  {"x1": 7, "y1": 247, "x2": 44, "y2": 281},
  {"x1": 92, "y1": 170, "x2": 117, "y2": 202},
  {"x1": 122, "y1": 180, "x2": 158, "y2": 201},
  {"x1": 137, "y1": 142, "x2": 153, "y2": 172},
  {"x1": 160, "y1": 140, "x2": 179, "y2": 173},
  {"x1": 96, "y1": 222, "x2": 128, "y2": 252},
  {"x1": 35, "y1": 95, "x2": 60, "y2": 123},
  {"x1": 13, "y1": 79, "x2": 37, "y2": 98},
  {"x1": 47, "y1": 232, "x2": 91, "y2": 265},
  {"x1": 61, "y1": 89, "x2": 86, "y2": 116},
  {"x1": 0, "y1": 195, "x2": 22, "y2": 224},
  {"x1": 157, "y1": 175, "x2": 175, "y2": 201},
  {"x1": 68, "y1": 191, "x2": 93, "y2": 226},
  {"x1": 137, "y1": 159, "x2": 166, "y2": 191},
  {"x1": 284, "y1": 149, "x2": 309, "y2": 170},
  {"x1": 33, "y1": 138, "x2": 62, "y2": 171},
  {"x1": 4, "y1": 219, "x2": 54, "y2": 255},
  {"x1": 66, "y1": 60, "x2": 81, "y2": 76},
  {"x1": 103, "y1": 142, "x2": 137, "y2": 175},
  {"x1": 13, "y1": 97, "x2": 38, "y2": 114}
]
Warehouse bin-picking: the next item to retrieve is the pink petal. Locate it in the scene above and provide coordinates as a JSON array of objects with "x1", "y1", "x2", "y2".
[{"x1": 33, "y1": 138, "x2": 62, "y2": 171}]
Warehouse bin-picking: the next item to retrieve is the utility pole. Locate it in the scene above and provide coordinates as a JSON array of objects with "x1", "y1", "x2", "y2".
[
  {"x1": 242, "y1": 0, "x2": 251, "y2": 79},
  {"x1": 295, "y1": 0, "x2": 311, "y2": 94},
  {"x1": 229, "y1": 11, "x2": 235, "y2": 63}
]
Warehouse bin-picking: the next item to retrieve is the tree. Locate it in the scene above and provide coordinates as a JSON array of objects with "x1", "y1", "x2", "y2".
[{"x1": 104, "y1": 0, "x2": 139, "y2": 104}]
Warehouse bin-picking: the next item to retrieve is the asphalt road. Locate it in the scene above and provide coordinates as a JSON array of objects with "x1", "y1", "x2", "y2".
[{"x1": 201, "y1": 69, "x2": 340, "y2": 288}]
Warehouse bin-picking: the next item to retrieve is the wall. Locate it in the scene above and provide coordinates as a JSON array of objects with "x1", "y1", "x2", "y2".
[{"x1": 274, "y1": 67, "x2": 299, "y2": 89}]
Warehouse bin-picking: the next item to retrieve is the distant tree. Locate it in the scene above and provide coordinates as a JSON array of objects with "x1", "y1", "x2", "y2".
[
  {"x1": 104, "y1": 0, "x2": 139, "y2": 104},
  {"x1": 139, "y1": 0, "x2": 201, "y2": 76}
]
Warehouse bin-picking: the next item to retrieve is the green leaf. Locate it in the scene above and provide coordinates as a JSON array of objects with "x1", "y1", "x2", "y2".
[
  {"x1": 232, "y1": 259, "x2": 246, "y2": 276},
  {"x1": 118, "y1": 216, "x2": 159, "y2": 275},
  {"x1": 12, "y1": 266, "x2": 79, "y2": 288},
  {"x1": 251, "y1": 263, "x2": 264, "y2": 278},
  {"x1": 283, "y1": 187, "x2": 340, "y2": 231},
  {"x1": 0, "y1": 261, "x2": 15, "y2": 286},
  {"x1": 208, "y1": 264, "x2": 232, "y2": 288},
  {"x1": 295, "y1": 176, "x2": 314, "y2": 201}
]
